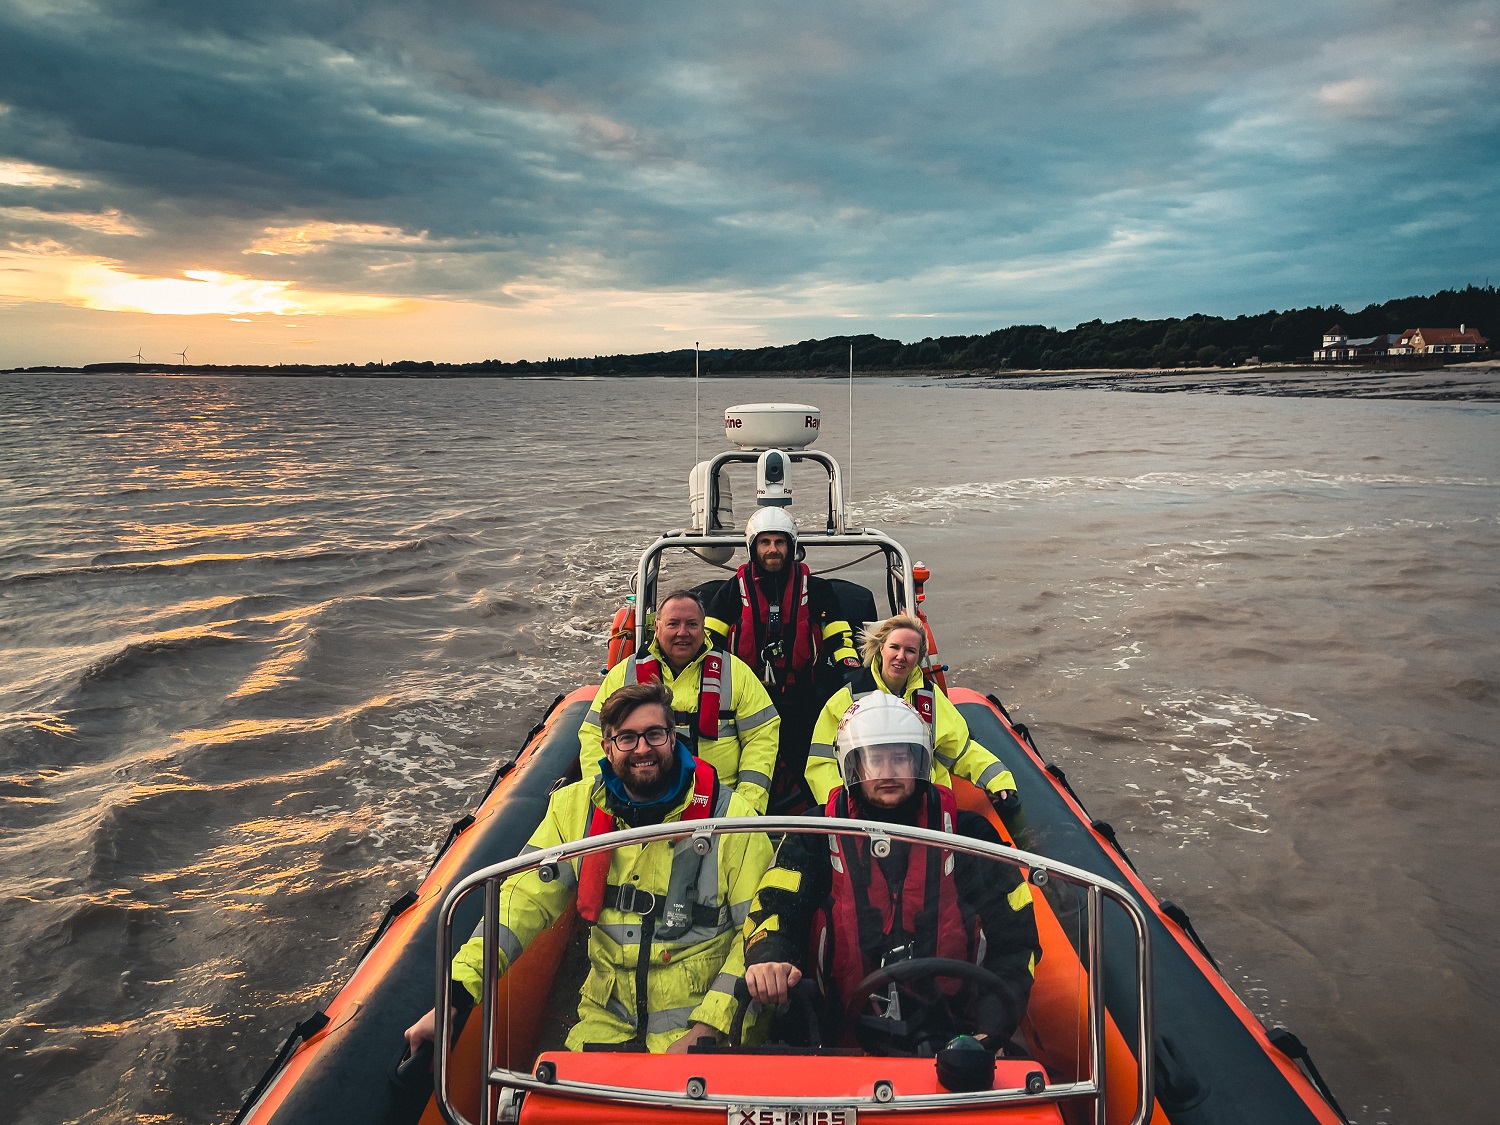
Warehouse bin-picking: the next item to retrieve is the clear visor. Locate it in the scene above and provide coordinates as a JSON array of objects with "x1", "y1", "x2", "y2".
[{"x1": 844, "y1": 741, "x2": 929, "y2": 785}]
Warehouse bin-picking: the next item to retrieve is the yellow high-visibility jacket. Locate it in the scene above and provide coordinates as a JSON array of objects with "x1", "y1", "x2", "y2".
[
  {"x1": 579, "y1": 640, "x2": 780, "y2": 814},
  {"x1": 452, "y1": 772, "x2": 773, "y2": 1052},
  {"x1": 804, "y1": 660, "x2": 1016, "y2": 804}
]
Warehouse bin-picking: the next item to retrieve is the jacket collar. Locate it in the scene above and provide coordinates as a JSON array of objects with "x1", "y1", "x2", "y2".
[
  {"x1": 647, "y1": 637, "x2": 710, "y2": 679},
  {"x1": 871, "y1": 657, "x2": 923, "y2": 698},
  {"x1": 592, "y1": 739, "x2": 698, "y2": 826}
]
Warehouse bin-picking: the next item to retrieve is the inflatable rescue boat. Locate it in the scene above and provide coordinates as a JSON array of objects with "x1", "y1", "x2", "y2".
[{"x1": 233, "y1": 403, "x2": 1348, "y2": 1125}]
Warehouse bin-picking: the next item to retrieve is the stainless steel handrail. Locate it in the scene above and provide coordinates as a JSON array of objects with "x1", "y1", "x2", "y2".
[
  {"x1": 700, "y1": 449, "x2": 848, "y2": 536},
  {"x1": 434, "y1": 815, "x2": 1153, "y2": 1125}
]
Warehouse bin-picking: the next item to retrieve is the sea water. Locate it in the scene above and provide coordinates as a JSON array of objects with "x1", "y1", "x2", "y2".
[{"x1": 1, "y1": 373, "x2": 1496, "y2": 1123}]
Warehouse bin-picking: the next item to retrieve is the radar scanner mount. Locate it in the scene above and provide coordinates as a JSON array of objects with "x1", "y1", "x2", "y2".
[{"x1": 684, "y1": 402, "x2": 848, "y2": 566}]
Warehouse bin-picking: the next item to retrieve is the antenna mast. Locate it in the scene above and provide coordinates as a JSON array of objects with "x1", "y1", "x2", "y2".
[
  {"x1": 848, "y1": 343, "x2": 854, "y2": 517},
  {"x1": 694, "y1": 342, "x2": 701, "y2": 468}
]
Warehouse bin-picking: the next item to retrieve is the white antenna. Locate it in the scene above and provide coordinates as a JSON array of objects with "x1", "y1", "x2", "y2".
[
  {"x1": 848, "y1": 343, "x2": 854, "y2": 515},
  {"x1": 694, "y1": 341, "x2": 700, "y2": 468}
]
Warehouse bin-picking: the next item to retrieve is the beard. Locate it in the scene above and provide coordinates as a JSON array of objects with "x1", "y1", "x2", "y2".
[{"x1": 617, "y1": 752, "x2": 675, "y2": 800}]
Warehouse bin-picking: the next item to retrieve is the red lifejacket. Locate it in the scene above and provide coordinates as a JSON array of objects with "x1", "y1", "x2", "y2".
[
  {"x1": 811, "y1": 784, "x2": 976, "y2": 1021},
  {"x1": 577, "y1": 756, "x2": 718, "y2": 923},
  {"x1": 731, "y1": 562, "x2": 818, "y2": 687},
  {"x1": 627, "y1": 649, "x2": 724, "y2": 744}
]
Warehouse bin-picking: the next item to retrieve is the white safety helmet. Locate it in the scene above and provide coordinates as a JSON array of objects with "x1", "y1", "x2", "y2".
[
  {"x1": 745, "y1": 507, "x2": 799, "y2": 556},
  {"x1": 834, "y1": 694, "x2": 933, "y2": 791}
]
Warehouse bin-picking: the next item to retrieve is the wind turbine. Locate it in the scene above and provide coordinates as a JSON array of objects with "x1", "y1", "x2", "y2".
[
  {"x1": 133, "y1": 348, "x2": 145, "y2": 364},
  {"x1": 176, "y1": 347, "x2": 188, "y2": 367}
]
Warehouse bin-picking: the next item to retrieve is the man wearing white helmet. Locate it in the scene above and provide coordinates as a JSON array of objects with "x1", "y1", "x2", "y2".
[
  {"x1": 705, "y1": 508, "x2": 860, "y2": 814},
  {"x1": 742, "y1": 695, "x2": 1040, "y2": 1057}
]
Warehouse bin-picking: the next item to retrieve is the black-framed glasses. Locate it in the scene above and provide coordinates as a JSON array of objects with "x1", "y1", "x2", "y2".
[{"x1": 607, "y1": 725, "x2": 673, "y2": 751}]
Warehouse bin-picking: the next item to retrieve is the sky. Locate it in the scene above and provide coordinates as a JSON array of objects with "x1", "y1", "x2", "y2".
[{"x1": 1, "y1": 0, "x2": 1497, "y2": 368}]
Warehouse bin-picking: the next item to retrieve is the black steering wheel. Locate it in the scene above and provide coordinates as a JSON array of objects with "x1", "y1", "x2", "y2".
[{"x1": 843, "y1": 957, "x2": 1009, "y2": 1048}]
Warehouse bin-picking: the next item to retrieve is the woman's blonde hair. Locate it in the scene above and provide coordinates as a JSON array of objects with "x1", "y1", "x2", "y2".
[{"x1": 859, "y1": 612, "x2": 928, "y2": 667}]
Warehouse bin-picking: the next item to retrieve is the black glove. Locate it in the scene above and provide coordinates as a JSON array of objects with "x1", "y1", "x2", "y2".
[{"x1": 988, "y1": 788, "x2": 1021, "y2": 814}]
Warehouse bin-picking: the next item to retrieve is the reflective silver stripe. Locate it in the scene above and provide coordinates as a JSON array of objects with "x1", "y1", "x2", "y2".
[
  {"x1": 594, "y1": 922, "x2": 642, "y2": 945},
  {"x1": 606, "y1": 995, "x2": 635, "y2": 1023},
  {"x1": 708, "y1": 972, "x2": 739, "y2": 997},
  {"x1": 664, "y1": 923, "x2": 728, "y2": 946},
  {"x1": 976, "y1": 761, "x2": 1010, "y2": 789},
  {"x1": 466, "y1": 915, "x2": 529, "y2": 949},
  {"x1": 490, "y1": 923, "x2": 524, "y2": 965},
  {"x1": 645, "y1": 1005, "x2": 699, "y2": 1035},
  {"x1": 730, "y1": 898, "x2": 754, "y2": 926},
  {"x1": 738, "y1": 704, "x2": 778, "y2": 730},
  {"x1": 808, "y1": 741, "x2": 836, "y2": 760},
  {"x1": 935, "y1": 747, "x2": 958, "y2": 768},
  {"x1": 738, "y1": 769, "x2": 771, "y2": 791},
  {"x1": 582, "y1": 710, "x2": 601, "y2": 728}
]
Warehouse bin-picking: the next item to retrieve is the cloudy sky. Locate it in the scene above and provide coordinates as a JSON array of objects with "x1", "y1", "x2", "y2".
[{"x1": 1, "y1": 0, "x2": 1496, "y2": 367}]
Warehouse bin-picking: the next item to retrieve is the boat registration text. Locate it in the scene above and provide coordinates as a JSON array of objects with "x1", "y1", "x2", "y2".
[{"x1": 726, "y1": 1109, "x2": 856, "y2": 1125}]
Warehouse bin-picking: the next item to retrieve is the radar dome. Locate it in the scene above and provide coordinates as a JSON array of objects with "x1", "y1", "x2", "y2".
[{"x1": 724, "y1": 403, "x2": 820, "y2": 451}]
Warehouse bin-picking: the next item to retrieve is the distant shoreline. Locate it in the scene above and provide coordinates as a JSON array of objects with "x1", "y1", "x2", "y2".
[
  {"x1": 4, "y1": 361, "x2": 1497, "y2": 400},
  {"x1": 938, "y1": 362, "x2": 1500, "y2": 401}
]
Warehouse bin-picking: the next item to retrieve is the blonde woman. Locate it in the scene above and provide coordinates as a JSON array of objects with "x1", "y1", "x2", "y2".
[{"x1": 803, "y1": 613, "x2": 1018, "y2": 809}]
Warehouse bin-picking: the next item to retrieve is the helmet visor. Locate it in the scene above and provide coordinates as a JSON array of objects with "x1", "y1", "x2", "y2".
[{"x1": 844, "y1": 741, "x2": 929, "y2": 786}]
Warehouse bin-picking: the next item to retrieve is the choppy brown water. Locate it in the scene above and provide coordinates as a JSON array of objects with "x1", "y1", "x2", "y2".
[{"x1": 1, "y1": 374, "x2": 1496, "y2": 1124}]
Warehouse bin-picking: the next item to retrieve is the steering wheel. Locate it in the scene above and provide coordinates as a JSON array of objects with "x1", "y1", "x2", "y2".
[{"x1": 842, "y1": 957, "x2": 1009, "y2": 1049}]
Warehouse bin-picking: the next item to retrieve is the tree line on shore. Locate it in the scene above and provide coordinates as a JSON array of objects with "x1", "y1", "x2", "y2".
[{"x1": 26, "y1": 283, "x2": 1497, "y2": 377}]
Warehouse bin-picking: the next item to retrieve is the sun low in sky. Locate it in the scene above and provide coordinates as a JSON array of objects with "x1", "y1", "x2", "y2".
[{"x1": 0, "y1": 2, "x2": 1496, "y2": 369}]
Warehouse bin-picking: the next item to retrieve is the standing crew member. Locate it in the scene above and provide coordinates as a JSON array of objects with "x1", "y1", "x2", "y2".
[
  {"x1": 743, "y1": 695, "x2": 1039, "y2": 1054},
  {"x1": 406, "y1": 682, "x2": 773, "y2": 1054},
  {"x1": 706, "y1": 509, "x2": 860, "y2": 813},
  {"x1": 581, "y1": 588, "x2": 780, "y2": 814},
  {"x1": 804, "y1": 613, "x2": 1018, "y2": 809}
]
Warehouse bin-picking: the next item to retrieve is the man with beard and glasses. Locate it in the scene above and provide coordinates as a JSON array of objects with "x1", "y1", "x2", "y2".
[
  {"x1": 406, "y1": 683, "x2": 772, "y2": 1055},
  {"x1": 705, "y1": 509, "x2": 859, "y2": 814}
]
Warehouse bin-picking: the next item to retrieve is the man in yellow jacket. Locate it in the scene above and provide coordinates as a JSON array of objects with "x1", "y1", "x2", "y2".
[
  {"x1": 406, "y1": 682, "x2": 773, "y2": 1053},
  {"x1": 804, "y1": 613, "x2": 1018, "y2": 808},
  {"x1": 580, "y1": 588, "x2": 780, "y2": 815}
]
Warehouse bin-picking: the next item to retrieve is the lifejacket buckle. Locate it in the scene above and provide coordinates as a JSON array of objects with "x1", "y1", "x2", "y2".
[
  {"x1": 879, "y1": 941, "x2": 914, "y2": 969},
  {"x1": 613, "y1": 885, "x2": 658, "y2": 915}
]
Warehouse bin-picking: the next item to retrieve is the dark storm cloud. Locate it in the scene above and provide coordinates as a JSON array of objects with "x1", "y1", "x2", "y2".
[{"x1": 1, "y1": 0, "x2": 1496, "y2": 325}]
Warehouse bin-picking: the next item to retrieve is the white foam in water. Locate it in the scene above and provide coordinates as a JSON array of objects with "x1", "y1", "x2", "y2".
[
  {"x1": 351, "y1": 702, "x2": 490, "y2": 866},
  {"x1": 1136, "y1": 692, "x2": 1315, "y2": 844},
  {"x1": 855, "y1": 468, "x2": 1499, "y2": 526}
]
